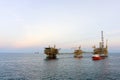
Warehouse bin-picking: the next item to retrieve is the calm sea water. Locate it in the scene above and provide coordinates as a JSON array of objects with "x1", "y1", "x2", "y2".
[{"x1": 0, "y1": 53, "x2": 120, "y2": 80}]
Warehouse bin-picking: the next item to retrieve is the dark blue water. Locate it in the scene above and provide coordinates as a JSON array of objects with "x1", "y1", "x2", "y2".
[{"x1": 0, "y1": 53, "x2": 120, "y2": 80}]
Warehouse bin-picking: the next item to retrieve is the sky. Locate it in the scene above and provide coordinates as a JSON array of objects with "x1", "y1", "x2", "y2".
[{"x1": 0, "y1": 0, "x2": 120, "y2": 53}]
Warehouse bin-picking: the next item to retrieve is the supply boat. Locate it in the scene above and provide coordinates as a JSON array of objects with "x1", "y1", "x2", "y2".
[{"x1": 92, "y1": 54, "x2": 102, "y2": 60}]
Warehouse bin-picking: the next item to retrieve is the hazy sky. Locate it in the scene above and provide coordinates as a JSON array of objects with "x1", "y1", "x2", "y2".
[{"x1": 0, "y1": 0, "x2": 120, "y2": 53}]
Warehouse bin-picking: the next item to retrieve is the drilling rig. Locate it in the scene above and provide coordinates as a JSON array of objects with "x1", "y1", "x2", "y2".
[
  {"x1": 44, "y1": 45, "x2": 59, "y2": 59},
  {"x1": 93, "y1": 31, "x2": 108, "y2": 57},
  {"x1": 74, "y1": 46, "x2": 83, "y2": 58}
]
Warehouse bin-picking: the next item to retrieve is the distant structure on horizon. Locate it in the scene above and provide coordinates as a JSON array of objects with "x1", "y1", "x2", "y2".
[
  {"x1": 44, "y1": 45, "x2": 59, "y2": 59},
  {"x1": 93, "y1": 31, "x2": 108, "y2": 57}
]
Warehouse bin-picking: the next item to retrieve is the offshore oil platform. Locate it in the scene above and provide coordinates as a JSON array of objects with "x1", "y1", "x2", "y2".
[
  {"x1": 44, "y1": 31, "x2": 108, "y2": 59},
  {"x1": 92, "y1": 31, "x2": 108, "y2": 60},
  {"x1": 74, "y1": 46, "x2": 83, "y2": 58},
  {"x1": 44, "y1": 45, "x2": 59, "y2": 59}
]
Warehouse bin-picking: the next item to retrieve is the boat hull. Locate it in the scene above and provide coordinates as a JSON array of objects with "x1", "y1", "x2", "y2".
[
  {"x1": 92, "y1": 54, "x2": 102, "y2": 60},
  {"x1": 92, "y1": 56, "x2": 102, "y2": 60}
]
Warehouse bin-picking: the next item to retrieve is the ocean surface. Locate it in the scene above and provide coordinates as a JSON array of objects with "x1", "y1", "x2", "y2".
[{"x1": 0, "y1": 53, "x2": 120, "y2": 80}]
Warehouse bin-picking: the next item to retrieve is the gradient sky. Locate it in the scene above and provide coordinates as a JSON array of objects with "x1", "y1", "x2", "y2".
[{"x1": 0, "y1": 0, "x2": 120, "y2": 53}]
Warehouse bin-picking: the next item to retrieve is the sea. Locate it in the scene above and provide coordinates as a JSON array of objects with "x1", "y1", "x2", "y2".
[{"x1": 0, "y1": 53, "x2": 120, "y2": 80}]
